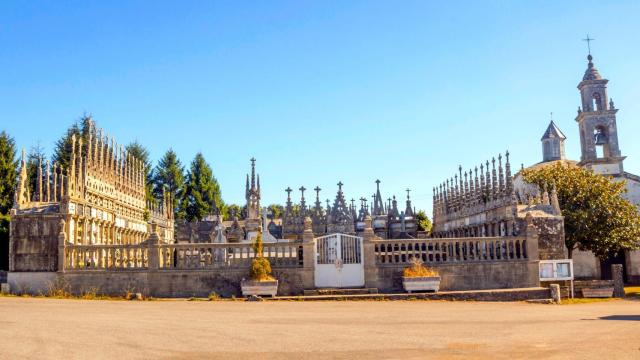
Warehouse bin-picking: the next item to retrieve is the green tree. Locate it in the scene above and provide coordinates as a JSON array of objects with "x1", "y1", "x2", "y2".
[
  {"x1": 522, "y1": 162, "x2": 640, "y2": 259},
  {"x1": 126, "y1": 141, "x2": 154, "y2": 204},
  {"x1": 51, "y1": 116, "x2": 93, "y2": 169},
  {"x1": 26, "y1": 143, "x2": 46, "y2": 199},
  {"x1": 183, "y1": 153, "x2": 224, "y2": 222},
  {"x1": 0, "y1": 213, "x2": 9, "y2": 270},
  {"x1": 415, "y1": 210, "x2": 432, "y2": 234},
  {"x1": 152, "y1": 149, "x2": 185, "y2": 217},
  {"x1": 0, "y1": 131, "x2": 18, "y2": 214},
  {"x1": 224, "y1": 204, "x2": 243, "y2": 221},
  {"x1": 268, "y1": 204, "x2": 284, "y2": 219}
]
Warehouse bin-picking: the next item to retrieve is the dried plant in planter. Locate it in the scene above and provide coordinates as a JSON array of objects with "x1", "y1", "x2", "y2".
[
  {"x1": 250, "y1": 233, "x2": 275, "y2": 281},
  {"x1": 403, "y1": 257, "x2": 439, "y2": 278}
]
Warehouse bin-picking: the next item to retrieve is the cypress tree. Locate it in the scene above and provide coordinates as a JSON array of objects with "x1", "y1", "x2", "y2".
[
  {"x1": 0, "y1": 131, "x2": 18, "y2": 214},
  {"x1": 183, "y1": 152, "x2": 224, "y2": 222},
  {"x1": 152, "y1": 149, "x2": 185, "y2": 217}
]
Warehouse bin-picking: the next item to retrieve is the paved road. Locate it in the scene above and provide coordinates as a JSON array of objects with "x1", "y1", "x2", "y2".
[{"x1": 0, "y1": 297, "x2": 638, "y2": 359}]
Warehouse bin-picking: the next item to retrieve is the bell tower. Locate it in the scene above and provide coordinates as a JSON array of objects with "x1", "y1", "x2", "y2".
[{"x1": 575, "y1": 50, "x2": 625, "y2": 175}]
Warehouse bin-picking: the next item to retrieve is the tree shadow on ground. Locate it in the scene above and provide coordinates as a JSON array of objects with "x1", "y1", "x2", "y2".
[{"x1": 598, "y1": 315, "x2": 640, "y2": 321}]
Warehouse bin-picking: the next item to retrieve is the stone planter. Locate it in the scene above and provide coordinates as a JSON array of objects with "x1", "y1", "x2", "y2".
[
  {"x1": 241, "y1": 279, "x2": 278, "y2": 297},
  {"x1": 581, "y1": 287, "x2": 614, "y2": 298},
  {"x1": 402, "y1": 276, "x2": 441, "y2": 293}
]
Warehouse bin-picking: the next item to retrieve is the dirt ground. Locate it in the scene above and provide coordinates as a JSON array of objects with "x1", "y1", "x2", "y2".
[{"x1": 0, "y1": 297, "x2": 638, "y2": 359}]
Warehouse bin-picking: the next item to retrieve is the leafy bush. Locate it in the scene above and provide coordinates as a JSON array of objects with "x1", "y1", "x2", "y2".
[
  {"x1": 403, "y1": 257, "x2": 439, "y2": 278},
  {"x1": 249, "y1": 233, "x2": 274, "y2": 281}
]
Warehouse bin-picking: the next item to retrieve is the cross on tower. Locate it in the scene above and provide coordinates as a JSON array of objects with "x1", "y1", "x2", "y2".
[
  {"x1": 314, "y1": 186, "x2": 321, "y2": 199},
  {"x1": 285, "y1": 187, "x2": 292, "y2": 199},
  {"x1": 406, "y1": 188, "x2": 411, "y2": 200},
  {"x1": 337, "y1": 181, "x2": 343, "y2": 192},
  {"x1": 582, "y1": 34, "x2": 595, "y2": 55},
  {"x1": 299, "y1": 186, "x2": 306, "y2": 198}
]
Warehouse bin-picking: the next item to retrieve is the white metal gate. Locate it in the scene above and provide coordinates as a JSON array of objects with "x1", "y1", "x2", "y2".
[{"x1": 314, "y1": 234, "x2": 364, "y2": 288}]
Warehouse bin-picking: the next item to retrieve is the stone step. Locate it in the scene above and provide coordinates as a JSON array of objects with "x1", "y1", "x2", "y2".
[{"x1": 303, "y1": 288, "x2": 379, "y2": 296}]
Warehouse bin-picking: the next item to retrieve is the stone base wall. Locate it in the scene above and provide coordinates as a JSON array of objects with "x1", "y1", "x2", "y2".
[
  {"x1": 376, "y1": 261, "x2": 540, "y2": 292},
  {"x1": 8, "y1": 268, "x2": 314, "y2": 298}
]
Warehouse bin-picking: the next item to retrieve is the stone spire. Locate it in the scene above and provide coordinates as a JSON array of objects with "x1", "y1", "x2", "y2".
[
  {"x1": 405, "y1": 189, "x2": 414, "y2": 217},
  {"x1": 372, "y1": 179, "x2": 385, "y2": 215}
]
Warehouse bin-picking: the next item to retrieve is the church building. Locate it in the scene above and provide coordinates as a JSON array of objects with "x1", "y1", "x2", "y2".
[{"x1": 521, "y1": 53, "x2": 640, "y2": 282}]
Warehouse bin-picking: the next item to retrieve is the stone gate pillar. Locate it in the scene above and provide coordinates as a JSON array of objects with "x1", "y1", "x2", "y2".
[
  {"x1": 301, "y1": 217, "x2": 315, "y2": 290},
  {"x1": 362, "y1": 216, "x2": 379, "y2": 289}
]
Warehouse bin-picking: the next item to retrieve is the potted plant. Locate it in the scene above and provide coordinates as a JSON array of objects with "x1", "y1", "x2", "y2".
[
  {"x1": 402, "y1": 257, "x2": 441, "y2": 293},
  {"x1": 241, "y1": 232, "x2": 278, "y2": 297}
]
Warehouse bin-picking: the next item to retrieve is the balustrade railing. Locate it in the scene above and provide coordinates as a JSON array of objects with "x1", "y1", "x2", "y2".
[
  {"x1": 373, "y1": 237, "x2": 528, "y2": 265},
  {"x1": 158, "y1": 242, "x2": 303, "y2": 270},
  {"x1": 64, "y1": 244, "x2": 149, "y2": 270},
  {"x1": 64, "y1": 242, "x2": 304, "y2": 271}
]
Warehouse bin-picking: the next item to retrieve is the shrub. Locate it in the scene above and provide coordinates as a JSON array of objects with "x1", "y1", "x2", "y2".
[
  {"x1": 403, "y1": 257, "x2": 439, "y2": 278},
  {"x1": 249, "y1": 233, "x2": 274, "y2": 281}
]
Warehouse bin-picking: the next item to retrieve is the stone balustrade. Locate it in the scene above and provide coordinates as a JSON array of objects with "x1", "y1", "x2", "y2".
[
  {"x1": 373, "y1": 236, "x2": 528, "y2": 265},
  {"x1": 158, "y1": 243, "x2": 303, "y2": 270},
  {"x1": 64, "y1": 244, "x2": 149, "y2": 270},
  {"x1": 64, "y1": 242, "x2": 304, "y2": 271}
]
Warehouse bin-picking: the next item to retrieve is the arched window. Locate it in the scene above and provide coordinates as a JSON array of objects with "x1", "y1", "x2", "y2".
[
  {"x1": 592, "y1": 92, "x2": 602, "y2": 111},
  {"x1": 593, "y1": 126, "x2": 608, "y2": 158}
]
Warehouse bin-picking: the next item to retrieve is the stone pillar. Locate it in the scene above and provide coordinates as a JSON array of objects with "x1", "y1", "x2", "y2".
[
  {"x1": 362, "y1": 216, "x2": 379, "y2": 289},
  {"x1": 611, "y1": 264, "x2": 624, "y2": 298},
  {"x1": 301, "y1": 216, "x2": 315, "y2": 290},
  {"x1": 525, "y1": 213, "x2": 539, "y2": 261},
  {"x1": 525, "y1": 213, "x2": 541, "y2": 288},
  {"x1": 147, "y1": 223, "x2": 160, "y2": 271},
  {"x1": 549, "y1": 284, "x2": 561, "y2": 304},
  {"x1": 57, "y1": 217, "x2": 67, "y2": 273}
]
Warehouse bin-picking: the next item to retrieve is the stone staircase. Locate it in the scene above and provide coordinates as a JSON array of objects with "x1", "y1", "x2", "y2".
[{"x1": 303, "y1": 288, "x2": 379, "y2": 296}]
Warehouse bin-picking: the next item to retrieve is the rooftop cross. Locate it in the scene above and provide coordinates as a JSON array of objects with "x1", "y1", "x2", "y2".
[
  {"x1": 406, "y1": 188, "x2": 411, "y2": 200},
  {"x1": 582, "y1": 34, "x2": 595, "y2": 55},
  {"x1": 337, "y1": 181, "x2": 343, "y2": 192}
]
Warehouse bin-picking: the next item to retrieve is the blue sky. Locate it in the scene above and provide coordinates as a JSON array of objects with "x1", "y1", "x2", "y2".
[{"x1": 2, "y1": 1, "x2": 639, "y2": 215}]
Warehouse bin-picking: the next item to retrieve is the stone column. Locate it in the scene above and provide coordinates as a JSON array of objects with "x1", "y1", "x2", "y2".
[
  {"x1": 147, "y1": 222, "x2": 160, "y2": 271},
  {"x1": 301, "y1": 216, "x2": 315, "y2": 290},
  {"x1": 525, "y1": 213, "x2": 539, "y2": 260},
  {"x1": 362, "y1": 216, "x2": 379, "y2": 289},
  {"x1": 525, "y1": 212, "x2": 541, "y2": 288},
  {"x1": 57, "y1": 217, "x2": 68, "y2": 273}
]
